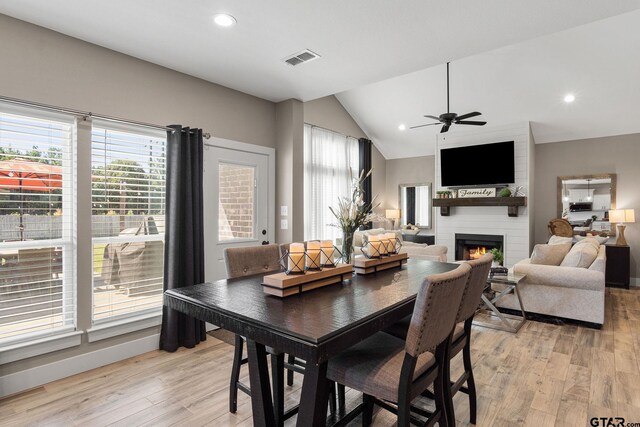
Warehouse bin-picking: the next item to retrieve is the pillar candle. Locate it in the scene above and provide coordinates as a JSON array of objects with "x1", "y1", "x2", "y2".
[
  {"x1": 320, "y1": 240, "x2": 335, "y2": 265},
  {"x1": 288, "y1": 243, "x2": 305, "y2": 272},
  {"x1": 367, "y1": 235, "x2": 381, "y2": 257},
  {"x1": 306, "y1": 241, "x2": 321, "y2": 269}
]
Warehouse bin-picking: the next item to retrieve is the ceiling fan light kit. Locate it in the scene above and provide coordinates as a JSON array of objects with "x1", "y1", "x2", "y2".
[{"x1": 410, "y1": 62, "x2": 487, "y2": 133}]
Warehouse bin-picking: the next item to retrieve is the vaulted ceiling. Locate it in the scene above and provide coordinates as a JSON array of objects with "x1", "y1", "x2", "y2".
[{"x1": 1, "y1": 1, "x2": 640, "y2": 158}]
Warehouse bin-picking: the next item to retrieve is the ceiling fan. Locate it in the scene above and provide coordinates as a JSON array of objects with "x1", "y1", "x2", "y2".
[{"x1": 410, "y1": 62, "x2": 486, "y2": 133}]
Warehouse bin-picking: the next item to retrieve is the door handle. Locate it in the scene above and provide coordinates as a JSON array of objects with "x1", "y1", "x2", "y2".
[{"x1": 261, "y1": 229, "x2": 268, "y2": 245}]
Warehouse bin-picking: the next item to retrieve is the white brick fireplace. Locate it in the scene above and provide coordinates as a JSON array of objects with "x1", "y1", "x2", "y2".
[{"x1": 434, "y1": 123, "x2": 535, "y2": 267}]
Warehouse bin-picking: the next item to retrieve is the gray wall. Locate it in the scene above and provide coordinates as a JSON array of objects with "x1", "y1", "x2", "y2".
[
  {"x1": 303, "y1": 96, "x2": 387, "y2": 218},
  {"x1": 0, "y1": 14, "x2": 276, "y2": 148},
  {"x1": 275, "y1": 99, "x2": 304, "y2": 243},
  {"x1": 534, "y1": 133, "x2": 640, "y2": 280}
]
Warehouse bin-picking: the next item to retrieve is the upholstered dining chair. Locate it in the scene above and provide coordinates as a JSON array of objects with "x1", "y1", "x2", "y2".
[
  {"x1": 385, "y1": 253, "x2": 493, "y2": 425},
  {"x1": 327, "y1": 263, "x2": 471, "y2": 427},
  {"x1": 224, "y1": 244, "x2": 336, "y2": 425}
]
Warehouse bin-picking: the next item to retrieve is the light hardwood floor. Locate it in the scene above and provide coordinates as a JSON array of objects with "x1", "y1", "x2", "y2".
[{"x1": 2, "y1": 288, "x2": 639, "y2": 426}]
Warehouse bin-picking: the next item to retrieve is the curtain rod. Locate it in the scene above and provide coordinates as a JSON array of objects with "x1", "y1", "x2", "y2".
[
  {"x1": 0, "y1": 95, "x2": 211, "y2": 139},
  {"x1": 305, "y1": 123, "x2": 364, "y2": 142}
]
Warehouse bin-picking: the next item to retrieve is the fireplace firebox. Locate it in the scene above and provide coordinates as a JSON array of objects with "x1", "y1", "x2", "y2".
[{"x1": 455, "y1": 233, "x2": 504, "y2": 261}]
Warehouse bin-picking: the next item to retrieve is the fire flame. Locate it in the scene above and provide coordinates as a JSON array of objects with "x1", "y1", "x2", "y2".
[{"x1": 469, "y1": 247, "x2": 487, "y2": 260}]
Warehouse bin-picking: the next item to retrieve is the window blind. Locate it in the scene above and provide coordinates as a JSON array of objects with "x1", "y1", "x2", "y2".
[
  {"x1": 91, "y1": 124, "x2": 166, "y2": 323},
  {"x1": 303, "y1": 124, "x2": 359, "y2": 242},
  {"x1": 0, "y1": 107, "x2": 75, "y2": 343}
]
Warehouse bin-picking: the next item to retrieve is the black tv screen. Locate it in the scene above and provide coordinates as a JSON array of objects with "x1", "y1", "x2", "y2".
[{"x1": 440, "y1": 141, "x2": 515, "y2": 187}]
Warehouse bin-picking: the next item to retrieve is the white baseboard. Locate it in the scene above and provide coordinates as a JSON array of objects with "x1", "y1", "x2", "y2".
[
  {"x1": 0, "y1": 333, "x2": 159, "y2": 398},
  {"x1": 630, "y1": 277, "x2": 639, "y2": 288}
]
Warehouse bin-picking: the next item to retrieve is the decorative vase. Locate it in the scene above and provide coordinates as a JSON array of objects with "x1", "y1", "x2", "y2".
[{"x1": 341, "y1": 230, "x2": 355, "y2": 264}]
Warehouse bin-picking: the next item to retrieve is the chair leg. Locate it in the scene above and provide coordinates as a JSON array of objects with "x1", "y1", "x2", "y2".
[
  {"x1": 271, "y1": 353, "x2": 285, "y2": 427},
  {"x1": 362, "y1": 393, "x2": 374, "y2": 426},
  {"x1": 462, "y1": 340, "x2": 477, "y2": 424},
  {"x1": 433, "y1": 366, "x2": 449, "y2": 427},
  {"x1": 286, "y1": 354, "x2": 296, "y2": 386},
  {"x1": 337, "y1": 383, "x2": 346, "y2": 413},
  {"x1": 443, "y1": 354, "x2": 456, "y2": 427},
  {"x1": 328, "y1": 381, "x2": 337, "y2": 415},
  {"x1": 229, "y1": 334, "x2": 244, "y2": 413}
]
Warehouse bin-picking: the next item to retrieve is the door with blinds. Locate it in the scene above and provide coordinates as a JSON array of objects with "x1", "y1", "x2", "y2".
[{"x1": 203, "y1": 142, "x2": 272, "y2": 282}]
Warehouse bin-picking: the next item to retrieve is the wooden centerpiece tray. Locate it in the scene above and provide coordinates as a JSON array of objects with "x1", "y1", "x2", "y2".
[
  {"x1": 353, "y1": 252, "x2": 408, "y2": 275},
  {"x1": 262, "y1": 264, "x2": 354, "y2": 298}
]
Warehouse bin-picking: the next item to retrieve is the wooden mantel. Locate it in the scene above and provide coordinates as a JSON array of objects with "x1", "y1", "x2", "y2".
[{"x1": 432, "y1": 196, "x2": 527, "y2": 217}]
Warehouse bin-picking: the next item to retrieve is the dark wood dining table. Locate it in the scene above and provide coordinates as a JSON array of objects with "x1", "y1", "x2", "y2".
[{"x1": 163, "y1": 258, "x2": 459, "y2": 427}]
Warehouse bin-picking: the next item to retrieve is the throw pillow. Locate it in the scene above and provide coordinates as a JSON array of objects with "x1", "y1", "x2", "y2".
[
  {"x1": 530, "y1": 243, "x2": 571, "y2": 266},
  {"x1": 548, "y1": 235, "x2": 573, "y2": 245},
  {"x1": 560, "y1": 240, "x2": 599, "y2": 268},
  {"x1": 573, "y1": 236, "x2": 601, "y2": 252},
  {"x1": 575, "y1": 235, "x2": 609, "y2": 244}
]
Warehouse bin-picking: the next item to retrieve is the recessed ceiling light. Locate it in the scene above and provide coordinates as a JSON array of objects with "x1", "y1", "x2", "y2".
[
  {"x1": 564, "y1": 93, "x2": 575, "y2": 103},
  {"x1": 213, "y1": 14, "x2": 237, "y2": 27},
  {"x1": 398, "y1": 124, "x2": 406, "y2": 131}
]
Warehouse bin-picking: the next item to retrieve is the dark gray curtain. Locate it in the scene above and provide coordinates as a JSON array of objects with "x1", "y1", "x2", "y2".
[
  {"x1": 160, "y1": 125, "x2": 206, "y2": 352},
  {"x1": 406, "y1": 186, "x2": 416, "y2": 225},
  {"x1": 358, "y1": 138, "x2": 373, "y2": 230}
]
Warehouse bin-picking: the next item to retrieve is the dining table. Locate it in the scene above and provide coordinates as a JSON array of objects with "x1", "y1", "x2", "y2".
[{"x1": 163, "y1": 258, "x2": 460, "y2": 427}]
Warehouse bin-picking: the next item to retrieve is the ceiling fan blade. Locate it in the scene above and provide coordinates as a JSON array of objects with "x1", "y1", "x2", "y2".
[
  {"x1": 456, "y1": 121, "x2": 487, "y2": 126},
  {"x1": 440, "y1": 124, "x2": 450, "y2": 133},
  {"x1": 423, "y1": 115, "x2": 441, "y2": 121},
  {"x1": 455, "y1": 111, "x2": 482, "y2": 121},
  {"x1": 409, "y1": 123, "x2": 440, "y2": 129}
]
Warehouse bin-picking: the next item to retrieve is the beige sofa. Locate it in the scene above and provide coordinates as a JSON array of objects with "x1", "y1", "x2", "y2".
[
  {"x1": 497, "y1": 244, "x2": 606, "y2": 326},
  {"x1": 351, "y1": 228, "x2": 447, "y2": 262}
]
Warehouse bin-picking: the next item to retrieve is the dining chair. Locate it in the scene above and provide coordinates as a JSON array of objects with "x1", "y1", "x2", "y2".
[
  {"x1": 384, "y1": 253, "x2": 493, "y2": 425},
  {"x1": 224, "y1": 244, "x2": 336, "y2": 425},
  {"x1": 224, "y1": 244, "x2": 282, "y2": 415},
  {"x1": 326, "y1": 263, "x2": 471, "y2": 427}
]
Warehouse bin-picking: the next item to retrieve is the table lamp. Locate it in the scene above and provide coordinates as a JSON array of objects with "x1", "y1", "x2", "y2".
[
  {"x1": 609, "y1": 209, "x2": 635, "y2": 246},
  {"x1": 386, "y1": 209, "x2": 401, "y2": 229}
]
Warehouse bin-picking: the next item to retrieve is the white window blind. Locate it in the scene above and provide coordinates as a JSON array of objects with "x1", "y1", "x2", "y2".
[
  {"x1": 303, "y1": 124, "x2": 359, "y2": 242},
  {"x1": 0, "y1": 106, "x2": 75, "y2": 343},
  {"x1": 91, "y1": 123, "x2": 166, "y2": 323}
]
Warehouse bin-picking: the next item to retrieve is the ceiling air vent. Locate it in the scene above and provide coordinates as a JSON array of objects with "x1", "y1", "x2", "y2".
[{"x1": 283, "y1": 49, "x2": 321, "y2": 66}]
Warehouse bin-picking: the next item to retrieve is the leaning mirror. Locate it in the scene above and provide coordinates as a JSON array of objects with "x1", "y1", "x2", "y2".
[
  {"x1": 557, "y1": 173, "x2": 616, "y2": 233},
  {"x1": 399, "y1": 183, "x2": 432, "y2": 229}
]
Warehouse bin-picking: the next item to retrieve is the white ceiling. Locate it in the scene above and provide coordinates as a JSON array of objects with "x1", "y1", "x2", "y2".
[
  {"x1": 336, "y1": 9, "x2": 640, "y2": 158},
  {"x1": 1, "y1": 0, "x2": 639, "y2": 105}
]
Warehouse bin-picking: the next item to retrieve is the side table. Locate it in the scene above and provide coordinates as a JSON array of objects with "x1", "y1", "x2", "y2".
[
  {"x1": 605, "y1": 244, "x2": 630, "y2": 289},
  {"x1": 474, "y1": 272, "x2": 527, "y2": 333}
]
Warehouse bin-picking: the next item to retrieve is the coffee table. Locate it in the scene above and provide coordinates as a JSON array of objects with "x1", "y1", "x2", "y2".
[{"x1": 473, "y1": 272, "x2": 527, "y2": 333}]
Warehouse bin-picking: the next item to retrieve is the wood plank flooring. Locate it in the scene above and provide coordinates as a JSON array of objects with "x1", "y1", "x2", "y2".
[{"x1": 1, "y1": 287, "x2": 639, "y2": 426}]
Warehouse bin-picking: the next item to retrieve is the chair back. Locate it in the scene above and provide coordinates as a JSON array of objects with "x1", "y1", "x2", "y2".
[
  {"x1": 405, "y1": 263, "x2": 471, "y2": 357},
  {"x1": 456, "y1": 253, "x2": 493, "y2": 323},
  {"x1": 224, "y1": 244, "x2": 282, "y2": 279}
]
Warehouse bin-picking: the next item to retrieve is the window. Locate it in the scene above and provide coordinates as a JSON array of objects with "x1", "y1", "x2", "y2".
[
  {"x1": 218, "y1": 163, "x2": 255, "y2": 241},
  {"x1": 0, "y1": 106, "x2": 75, "y2": 343},
  {"x1": 303, "y1": 124, "x2": 359, "y2": 242},
  {"x1": 91, "y1": 123, "x2": 166, "y2": 323}
]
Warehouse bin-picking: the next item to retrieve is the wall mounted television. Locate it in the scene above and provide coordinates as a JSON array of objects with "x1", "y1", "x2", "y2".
[{"x1": 440, "y1": 141, "x2": 515, "y2": 187}]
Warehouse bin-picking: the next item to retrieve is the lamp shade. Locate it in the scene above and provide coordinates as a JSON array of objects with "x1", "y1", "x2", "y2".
[
  {"x1": 609, "y1": 209, "x2": 636, "y2": 223},
  {"x1": 386, "y1": 209, "x2": 401, "y2": 219}
]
